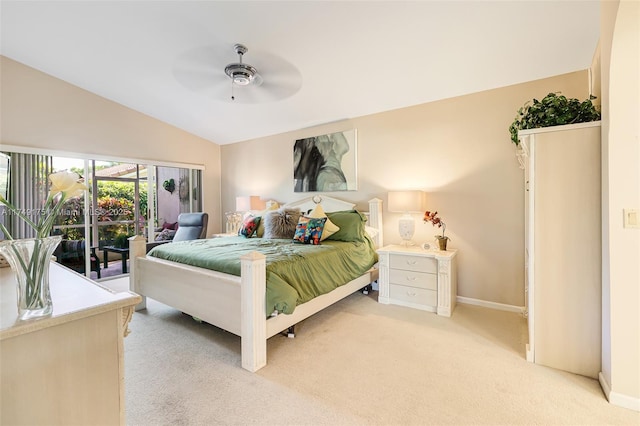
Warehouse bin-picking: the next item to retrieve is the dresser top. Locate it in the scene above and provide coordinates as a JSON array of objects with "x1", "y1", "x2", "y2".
[
  {"x1": 377, "y1": 244, "x2": 457, "y2": 259},
  {"x1": 1, "y1": 263, "x2": 140, "y2": 339}
]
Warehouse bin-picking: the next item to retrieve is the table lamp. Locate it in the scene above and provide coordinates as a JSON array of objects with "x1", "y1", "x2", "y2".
[
  {"x1": 235, "y1": 196, "x2": 266, "y2": 214},
  {"x1": 228, "y1": 196, "x2": 266, "y2": 234},
  {"x1": 388, "y1": 190, "x2": 425, "y2": 246}
]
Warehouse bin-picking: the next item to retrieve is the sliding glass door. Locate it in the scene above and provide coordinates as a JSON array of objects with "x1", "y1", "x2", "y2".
[
  {"x1": 92, "y1": 161, "x2": 145, "y2": 250},
  {"x1": 2, "y1": 150, "x2": 203, "y2": 281}
]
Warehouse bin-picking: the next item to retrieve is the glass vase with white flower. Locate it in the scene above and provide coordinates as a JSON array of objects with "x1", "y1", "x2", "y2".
[{"x1": 0, "y1": 171, "x2": 88, "y2": 320}]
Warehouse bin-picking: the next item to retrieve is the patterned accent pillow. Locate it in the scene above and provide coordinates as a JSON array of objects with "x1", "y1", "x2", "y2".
[
  {"x1": 293, "y1": 217, "x2": 327, "y2": 245},
  {"x1": 155, "y1": 228, "x2": 176, "y2": 241},
  {"x1": 238, "y1": 215, "x2": 261, "y2": 238}
]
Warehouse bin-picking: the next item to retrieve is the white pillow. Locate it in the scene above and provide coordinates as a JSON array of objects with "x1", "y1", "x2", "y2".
[
  {"x1": 307, "y1": 204, "x2": 340, "y2": 241},
  {"x1": 365, "y1": 225, "x2": 379, "y2": 239}
]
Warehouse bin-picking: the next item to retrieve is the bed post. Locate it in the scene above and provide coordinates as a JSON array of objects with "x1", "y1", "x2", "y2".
[
  {"x1": 240, "y1": 251, "x2": 267, "y2": 372},
  {"x1": 368, "y1": 198, "x2": 384, "y2": 248},
  {"x1": 128, "y1": 235, "x2": 147, "y2": 310}
]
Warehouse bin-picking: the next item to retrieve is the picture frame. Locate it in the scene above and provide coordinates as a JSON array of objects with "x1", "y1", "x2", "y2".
[{"x1": 293, "y1": 129, "x2": 357, "y2": 192}]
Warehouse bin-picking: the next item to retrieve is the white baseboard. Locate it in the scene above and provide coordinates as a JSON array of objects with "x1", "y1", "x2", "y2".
[
  {"x1": 456, "y1": 296, "x2": 525, "y2": 314},
  {"x1": 599, "y1": 372, "x2": 640, "y2": 412}
]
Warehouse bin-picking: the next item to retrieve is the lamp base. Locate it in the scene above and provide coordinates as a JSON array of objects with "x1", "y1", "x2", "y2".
[{"x1": 398, "y1": 215, "x2": 416, "y2": 246}]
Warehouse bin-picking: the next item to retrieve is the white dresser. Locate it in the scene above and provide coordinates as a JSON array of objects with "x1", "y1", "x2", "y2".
[
  {"x1": 377, "y1": 245, "x2": 458, "y2": 317},
  {"x1": 1, "y1": 263, "x2": 141, "y2": 425}
]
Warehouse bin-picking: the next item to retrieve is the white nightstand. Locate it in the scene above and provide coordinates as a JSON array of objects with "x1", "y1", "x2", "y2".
[{"x1": 377, "y1": 245, "x2": 458, "y2": 317}]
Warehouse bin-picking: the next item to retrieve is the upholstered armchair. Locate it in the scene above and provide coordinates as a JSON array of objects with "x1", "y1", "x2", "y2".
[
  {"x1": 146, "y1": 212, "x2": 209, "y2": 252},
  {"x1": 173, "y1": 212, "x2": 209, "y2": 241}
]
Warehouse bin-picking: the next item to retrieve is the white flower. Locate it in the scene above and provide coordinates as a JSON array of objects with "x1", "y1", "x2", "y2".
[
  {"x1": 49, "y1": 171, "x2": 87, "y2": 199},
  {"x1": 0, "y1": 171, "x2": 88, "y2": 239}
]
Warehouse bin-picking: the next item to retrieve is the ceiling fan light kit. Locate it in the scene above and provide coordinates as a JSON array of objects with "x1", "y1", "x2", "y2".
[
  {"x1": 227, "y1": 66, "x2": 256, "y2": 86},
  {"x1": 225, "y1": 43, "x2": 259, "y2": 99}
]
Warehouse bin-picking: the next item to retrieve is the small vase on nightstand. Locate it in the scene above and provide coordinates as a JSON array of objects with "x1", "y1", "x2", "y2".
[{"x1": 436, "y1": 236, "x2": 449, "y2": 251}]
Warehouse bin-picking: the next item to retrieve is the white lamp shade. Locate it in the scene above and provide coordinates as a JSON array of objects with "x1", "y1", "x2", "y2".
[
  {"x1": 235, "y1": 196, "x2": 266, "y2": 212},
  {"x1": 388, "y1": 191, "x2": 426, "y2": 213}
]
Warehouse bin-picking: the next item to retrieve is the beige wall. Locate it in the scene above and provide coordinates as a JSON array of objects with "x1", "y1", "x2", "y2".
[
  {"x1": 600, "y1": 0, "x2": 640, "y2": 408},
  {"x1": 221, "y1": 71, "x2": 589, "y2": 307},
  {"x1": 0, "y1": 56, "x2": 222, "y2": 234}
]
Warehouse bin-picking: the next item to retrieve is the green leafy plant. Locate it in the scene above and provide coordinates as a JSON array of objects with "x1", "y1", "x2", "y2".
[
  {"x1": 114, "y1": 231, "x2": 132, "y2": 249},
  {"x1": 98, "y1": 180, "x2": 148, "y2": 219},
  {"x1": 509, "y1": 92, "x2": 601, "y2": 145},
  {"x1": 95, "y1": 197, "x2": 135, "y2": 245}
]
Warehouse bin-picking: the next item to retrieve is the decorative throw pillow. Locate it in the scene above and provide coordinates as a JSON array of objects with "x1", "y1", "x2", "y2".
[
  {"x1": 293, "y1": 217, "x2": 327, "y2": 245},
  {"x1": 325, "y1": 210, "x2": 367, "y2": 242},
  {"x1": 256, "y1": 202, "x2": 280, "y2": 237},
  {"x1": 307, "y1": 204, "x2": 340, "y2": 241},
  {"x1": 162, "y1": 221, "x2": 178, "y2": 231},
  {"x1": 155, "y1": 228, "x2": 176, "y2": 241},
  {"x1": 263, "y1": 208, "x2": 301, "y2": 239},
  {"x1": 238, "y1": 215, "x2": 261, "y2": 238}
]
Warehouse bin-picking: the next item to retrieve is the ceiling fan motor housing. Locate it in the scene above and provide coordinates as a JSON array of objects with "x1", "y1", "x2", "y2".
[{"x1": 225, "y1": 43, "x2": 257, "y2": 86}]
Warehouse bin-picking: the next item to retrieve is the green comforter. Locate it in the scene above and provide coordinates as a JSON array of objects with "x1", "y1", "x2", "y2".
[{"x1": 147, "y1": 236, "x2": 378, "y2": 315}]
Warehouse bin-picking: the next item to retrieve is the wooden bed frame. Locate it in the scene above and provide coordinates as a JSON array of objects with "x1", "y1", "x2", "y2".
[{"x1": 129, "y1": 197, "x2": 383, "y2": 372}]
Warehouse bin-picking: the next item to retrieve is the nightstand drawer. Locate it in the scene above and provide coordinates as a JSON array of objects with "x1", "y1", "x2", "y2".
[
  {"x1": 389, "y1": 284, "x2": 437, "y2": 307},
  {"x1": 389, "y1": 269, "x2": 437, "y2": 290},
  {"x1": 390, "y1": 254, "x2": 437, "y2": 273}
]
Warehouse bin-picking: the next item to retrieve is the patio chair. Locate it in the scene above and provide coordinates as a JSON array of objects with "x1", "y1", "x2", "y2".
[{"x1": 54, "y1": 238, "x2": 101, "y2": 278}]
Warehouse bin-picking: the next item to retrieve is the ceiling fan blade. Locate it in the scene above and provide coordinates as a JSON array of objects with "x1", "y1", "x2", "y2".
[
  {"x1": 172, "y1": 44, "x2": 229, "y2": 91},
  {"x1": 252, "y1": 73, "x2": 264, "y2": 87}
]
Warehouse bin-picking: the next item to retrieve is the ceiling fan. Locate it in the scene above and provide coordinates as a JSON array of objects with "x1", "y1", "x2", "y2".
[{"x1": 172, "y1": 42, "x2": 302, "y2": 104}]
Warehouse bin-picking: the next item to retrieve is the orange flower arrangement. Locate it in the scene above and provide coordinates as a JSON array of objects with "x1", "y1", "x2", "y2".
[{"x1": 423, "y1": 210, "x2": 450, "y2": 242}]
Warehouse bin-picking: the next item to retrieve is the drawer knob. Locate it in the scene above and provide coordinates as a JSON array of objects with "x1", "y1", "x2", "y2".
[
  {"x1": 406, "y1": 291, "x2": 416, "y2": 297},
  {"x1": 406, "y1": 260, "x2": 417, "y2": 265},
  {"x1": 406, "y1": 276, "x2": 417, "y2": 281}
]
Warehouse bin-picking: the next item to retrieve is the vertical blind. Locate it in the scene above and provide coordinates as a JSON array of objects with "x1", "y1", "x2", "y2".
[{"x1": 7, "y1": 153, "x2": 53, "y2": 239}]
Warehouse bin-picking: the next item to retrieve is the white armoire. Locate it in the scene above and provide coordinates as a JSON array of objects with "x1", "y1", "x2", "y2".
[{"x1": 518, "y1": 121, "x2": 602, "y2": 379}]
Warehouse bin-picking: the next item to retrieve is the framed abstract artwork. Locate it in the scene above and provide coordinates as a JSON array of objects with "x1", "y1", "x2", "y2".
[{"x1": 293, "y1": 129, "x2": 357, "y2": 192}]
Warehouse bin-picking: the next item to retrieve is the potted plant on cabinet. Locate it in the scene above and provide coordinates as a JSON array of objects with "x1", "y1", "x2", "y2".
[{"x1": 509, "y1": 92, "x2": 601, "y2": 146}]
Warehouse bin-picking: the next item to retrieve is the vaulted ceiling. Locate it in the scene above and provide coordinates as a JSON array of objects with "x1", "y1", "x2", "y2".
[{"x1": 0, "y1": 1, "x2": 600, "y2": 145}]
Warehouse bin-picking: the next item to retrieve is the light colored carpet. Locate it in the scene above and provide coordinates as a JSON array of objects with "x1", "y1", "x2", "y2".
[{"x1": 106, "y1": 278, "x2": 638, "y2": 425}]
